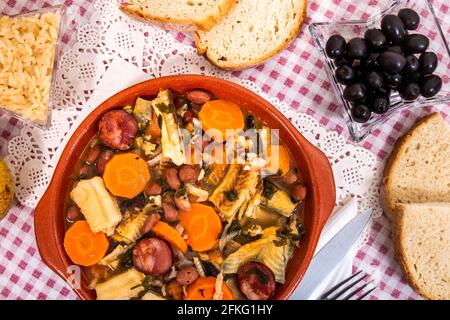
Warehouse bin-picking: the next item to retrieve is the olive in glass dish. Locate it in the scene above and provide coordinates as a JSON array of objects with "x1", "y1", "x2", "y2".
[
  {"x1": 403, "y1": 34, "x2": 429, "y2": 54},
  {"x1": 343, "y1": 83, "x2": 367, "y2": 102},
  {"x1": 334, "y1": 54, "x2": 353, "y2": 67},
  {"x1": 381, "y1": 14, "x2": 407, "y2": 44},
  {"x1": 399, "y1": 82, "x2": 421, "y2": 100},
  {"x1": 347, "y1": 37, "x2": 369, "y2": 60},
  {"x1": 398, "y1": 8, "x2": 420, "y2": 30},
  {"x1": 386, "y1": 45, "x2": 404, "y2": 55},
  {"x1": 335, "y1": 65, "x2": 357, "y2": 85},
  {"x1": 326, "y1": 34, "x2": 347, "y2": 59},
  {"x1": 364, "y1": 29, "x2": 387, "y2": 52},
  {"x1": 351, "y1": 104, "x2": 371, "y2": 123},
  {"x1": 419, "y1": 52, "x2": 438, "y2": 75},
  {"x1": 402, "y1": 55, "x2": 420, "y2": 75},
  {"x1": 379, "y1": 51, "x2": 406, "y2": 74},
  {"x1": 364, "y1": 70, "x2": 384, "y2": 90},
  {"x1": 420, "y1": 75, "x2": 442, "y2": 98},
  {"x1": 370, "y1": 92, "x2": 390, "y2": 114},
  {"x1": 383, "y1": 72, "x2": 403, "y2": 89}
]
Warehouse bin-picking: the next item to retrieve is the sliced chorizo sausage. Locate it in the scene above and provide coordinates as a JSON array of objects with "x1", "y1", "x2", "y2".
[
  {"x1": 237, "y1": 261, "x2": 276, "y2": 300},
  {"x1": 132, "y1": 238, "x2": 173, "y2": 276},
  {"x1": 98, "y1": 110, "x2": 138, "y2": 150}
]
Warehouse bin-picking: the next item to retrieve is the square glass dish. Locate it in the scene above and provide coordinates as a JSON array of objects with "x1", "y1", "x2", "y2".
[
  {"x1": 0, "y1": 5, "x2": 66, "y2": 129},
  {"x1": 309, "y1": 0, "x2": 450, "y2": 142}
]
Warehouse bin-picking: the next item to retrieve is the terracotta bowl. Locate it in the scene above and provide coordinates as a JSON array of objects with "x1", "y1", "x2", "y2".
[{"x1": 34, "y1": 75, "x2": 336, "y2": 300}]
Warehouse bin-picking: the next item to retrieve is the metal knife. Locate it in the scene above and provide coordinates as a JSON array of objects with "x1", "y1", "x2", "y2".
[{"x1": 290, "y1": 208, "x2": 373, "y2": 300}]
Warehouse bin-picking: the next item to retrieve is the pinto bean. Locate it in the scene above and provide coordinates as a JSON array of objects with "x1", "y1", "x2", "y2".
[
  {"x1": 162, "y1": 203, "x2": 178, "y2": 222},
  {"x1": 85, "y1": 145, "x2": 102, "y2": 165},
  {"x1": 165, "y1": 168, "x2": 181, "y2": 190},
  {"x1": 97, "y1": 150, "x2": 114, "y2": 176},
  {"x1": 142, "y1": 213, "x2": 160, "y2": 234},
  {"x1": 291, "y1": 183, "x2": 307, "y2": 202},
  {"x1": 178, "y1": 165, "x2": 200, "y2": 184},
  {"x1": 186, "y1": 89, "x2": 212, "y2": 105},
  {"x1": 66, "y1": 206, "x2": 82, "y2": 222},
  {"x1": 79, "y1": 165, "x2": 96, "y2": 179},
  {"x1": 176, "y1": 266, "x2": 199, "y2": 285},
  {"x1": 98, "y1": 110, "x2": 138, "y2": 150},
  {"x1": 166, "y1": 280, "x2": 183, "y2": 300},
  {"x1": 145, "y1": 181, "x2": 162, "y2": 196},
  {"x1": 132, "y1": 238, "x2": 173, "y2": 276}
]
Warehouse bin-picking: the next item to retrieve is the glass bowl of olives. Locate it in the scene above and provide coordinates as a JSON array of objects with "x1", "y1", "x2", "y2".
[{"x1": 309, "y1": 0, "x2": 450, "y2": 142}]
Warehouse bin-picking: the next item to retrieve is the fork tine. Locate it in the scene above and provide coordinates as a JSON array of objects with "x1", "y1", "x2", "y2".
[
  {"x1": 326, "y1": 273, "x2": 367, "y2": 300},
  {"x1": 356, "y1": 287, "x2": 376, "y2": 300},
  {"x1": 341, "y1": 280, "x2": 373, "y2": 300},
  {"x1": 318, "y1": 270, "x2": 363, "y2": 300}
]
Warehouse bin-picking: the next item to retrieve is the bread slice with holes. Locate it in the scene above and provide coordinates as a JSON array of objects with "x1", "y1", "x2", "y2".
[
  {"x1": 119, "y1": 0, "x2": 236, "y2": 31},
  {"x1": 381, "y1": 113, "x2": 450, "y2": 220},
  {"x1": 194, "y1": 0, "x2": 307, "y2": 70},
  {"x1": 393, "y1": 202, "x2": 450, "y2": 300}
]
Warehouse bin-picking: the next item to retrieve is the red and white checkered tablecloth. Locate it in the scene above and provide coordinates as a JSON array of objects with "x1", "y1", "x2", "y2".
[{"x1": 0, "y1": 0, "x2": 449, "y2": 300}]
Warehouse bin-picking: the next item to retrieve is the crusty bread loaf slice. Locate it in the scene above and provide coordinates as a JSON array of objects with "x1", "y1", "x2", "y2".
[
  {"x1": 194, "y1": 0, "x2": 307, "y2": 70},
  {"x1": 120, "y1": 0, "x2": 236, "y2": 31},
  {"x1": 381, "y1": 113, "x2": 450, "y2": 220},
  {"x1": 394, "y1": 202, "x2": 450, "y2": 300}
]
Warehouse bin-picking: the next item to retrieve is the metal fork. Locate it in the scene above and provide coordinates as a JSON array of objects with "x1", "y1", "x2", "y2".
[{"x1": 318, "y1": 270, "x2": 376, "y2": 300}]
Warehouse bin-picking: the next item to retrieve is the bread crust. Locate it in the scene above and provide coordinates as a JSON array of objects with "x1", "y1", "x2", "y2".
[
  {"x1": 393, "y1": 204, "x2": 447, "y2": 300},
  {"x1": 381, "y1": 112, "x2": 444, "y2": 220},
  {"x1": 194, "y1": 0, "x2": 308, "y2": 70},
  {"x1": 120, "y1": 0, "x2": 236, "y2": 32}
]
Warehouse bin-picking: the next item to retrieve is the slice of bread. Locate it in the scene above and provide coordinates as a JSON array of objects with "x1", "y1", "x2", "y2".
[
  {"x1": 381, "y1": 113, "x2": 450, "y2": 220},
  {"x1": 120, "y1": 0, "x2": 236, "y2": 31},
  {"x1": 194, "y1": 0, "x2": 307, "y2": 70},
  {"x1": 394, "y1": 202, "x2": 450, "y2": 300}
]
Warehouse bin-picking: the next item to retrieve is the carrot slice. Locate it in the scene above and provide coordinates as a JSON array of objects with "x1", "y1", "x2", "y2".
[
  {"x1": 198, "y1": 99, "x2": 244, "y2": 142},
  {"x1": 152, "y1": 221, "x2": 188, "y2": 253},
  {"x1": 266, "y1": 144, "x2": 291, "y2": 176},
  {"x1": 63, "y1": 220, "x2": 109, "y2": 267},
  {"x1": 103, "y1": 153, "x2": 151, "y2": 199},
  {"x1": 179, "y1": 203, "x2": 222, "y2": 252},
  {"x1": 185, "y1": 276, "x2": 233, "y2": 300}
]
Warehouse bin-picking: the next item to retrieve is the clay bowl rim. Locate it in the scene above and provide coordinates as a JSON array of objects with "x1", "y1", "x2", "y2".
[{"x1": 34, "y1": 74, "x2": 336, "y2": 300}]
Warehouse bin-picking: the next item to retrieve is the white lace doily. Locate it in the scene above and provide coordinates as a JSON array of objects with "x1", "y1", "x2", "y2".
[{"x1": 4, "y1": 0, "x2": 383, "y2": 247}]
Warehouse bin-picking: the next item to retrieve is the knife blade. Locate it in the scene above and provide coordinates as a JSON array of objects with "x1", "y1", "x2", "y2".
[{"x1": 290, "y1": 208, "x2": 373, "y2": 300}]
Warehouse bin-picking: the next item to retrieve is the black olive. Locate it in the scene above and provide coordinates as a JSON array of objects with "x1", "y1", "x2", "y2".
[
  {"x1": 403, "y1": 34, "x2": 429, "y2": 54},
  {"x1": 334, "y1": 54, "x2": 354, "y2": 67},
  {"x1": 363, "y1": 53, "x2": 381, "y2": 69},
  {"x1": 399, "y1": 82, "x2": 421, "y2": 100},
  {"x1": 419, "y1": 52, "x2": 438, "y2": 75},
  {"x1": 343, "y1": 83, "x2": 366, "y2": 102},
  {"x1": 365, "y1": 70, "x2": 384, "y2": 90},
  {"x1": 380, "y1": 51, "x2": 406, "y2": 74},
  {"x1": 364, "y1": 29, "x2": 387, "y2": 52},
  {"x1": 420, "y1": 74, "x2": 442, "y2": 98},
  {"x1": 398, "y1": 8, "x2": 420, "y2": 30},
  {"x1": 326, "y1": 34, "x2": 347, "y2": 59},
  {"x1": 383, "y1": 72, "x2": 403, "y2": 88},
  {"x1": 386, "y1": 45, "x2": 404, "y2": 56},
  {"x1": 370, "y1": 93, "x2": 390, "y2": 114},
  {"x1": 381, "y1": 14, "x2": 407, "y2": 44},
  {"x1": 347, "y1": 37, "x2": 369, "y2": 60},
  {"x1": 351, "y1": 104, "x2": 372, "y2": 123},
  {"x1": 402, "y1": 55, "x2": 420, "y2": 75},
  {"x1": 335, "y1": 65, "x2": 357, "y2": 85}
]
